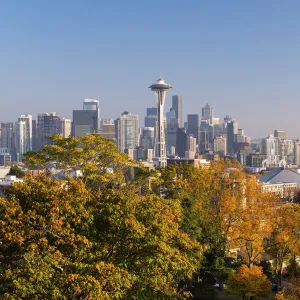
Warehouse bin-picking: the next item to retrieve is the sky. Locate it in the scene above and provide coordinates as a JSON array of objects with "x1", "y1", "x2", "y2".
[{"x1": 1, "y1": 0, "x2": 300, "y2": 138}]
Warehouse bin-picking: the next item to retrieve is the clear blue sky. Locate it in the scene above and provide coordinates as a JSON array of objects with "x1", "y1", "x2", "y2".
[{"x1": 1, "y1": 0, "x2": 300, "y2": 138}]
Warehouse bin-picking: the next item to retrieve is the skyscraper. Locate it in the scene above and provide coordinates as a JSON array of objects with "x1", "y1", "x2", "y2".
[
  {"x1": 187, "y1": 134, "x2": 197, "y2": 152},
  {"x1": 99, "y1": 119, "x2": 116, "y2": 141},
  {"x1": 202, "y1": 103, "x2": 213, "y2": 122},
  {"x1": 176, "y1": 128, "x2": 187, "y2": 158},
  {"x1": 15, "y1": 120, "x2": 27, "y2": 162},
  {"x1": 83, "y1": 99, "x2": 100, "y2": 131},
  {"x1": 36, "y1": 113, "x2": 62, "y2": 149},
  {"x1": 213, "y1": 135, "x2": 227, "y2": 157},
  {"x1": 260, "y1": 135, "x2": 280, "y2": 167},
  {"x1": 18, "y1": 114, "x2": 32, "y2": 151},
  {"x1": 116, "y1": 111, "x2": 139, "y2": 153},
  {"x1": 15, "y1": 115, "x2": 33, "y2": 162},
  {"x1": 144, "y1": 107, "x2": 157, "y2": 128},
  {"x1": 1, "y1": 123, "x2": 14, "y2": 150},
  {"x1": 32, "y1": 120, "x2": 38, "y2": 151},
  {"x1": 73, "y1": 110, "x2": 98, "y2": 137},
  {"x1": 166, "y1": 108, "x2": 178, "y2": 154},
  {"x1": 226, "y1": 121, "x2": 238, "y2": 155},
  {"x1": 60, "y1": 118, "x2": 71, "y2": 138},
  {"x1": 274, "y1": 129, "x2": 286, "y2": 140},
  {"x1": 37, "y1": 113, "x2": 45, "y2": 150},
  {"x1": 149, "y1": 78, "x2": 172, "y2": 167},
  {"x1": 43, "y1": 113, "x2": 61, "y2": 145},
  {"x1": 142, "y1": 127, "x2": 155, "y2": 149},
  {"x1": 187, "y1": 114, "x2": 200, "y2": 144},
  {"x1": 172, "y1": 95, "x2": 182, "y2": 127}
]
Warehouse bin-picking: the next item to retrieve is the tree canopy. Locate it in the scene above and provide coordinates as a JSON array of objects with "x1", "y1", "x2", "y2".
[
  {"x1": 0, "y1": 136, "x2": 202, "y2": 299},
  {"x1": 1, "y1": 135, "x2": 299, "y2": 298}
]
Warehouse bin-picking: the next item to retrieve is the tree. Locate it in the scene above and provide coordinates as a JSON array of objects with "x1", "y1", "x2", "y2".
[
  {"x1": 276, "y1": 277, "x2": 300, "y2": 300},
  {"x1": 7, "y1": 165, "x2": 25, "y2": 178},
  {"x1": 0, "y1": 135, "x2": 202, "y2": 299},
  {"x1": 227, "y1": 265, "x2": 270, "y2": 299},
  {"x1": 227, "y1": 175, "x2": 278, "y2": 268},
  {"x1": 266, "y1": 203, "x2": 300, "y2": 287},
  {"x1": 158, "y1": 160, "x2": 279, "y2": 293}
]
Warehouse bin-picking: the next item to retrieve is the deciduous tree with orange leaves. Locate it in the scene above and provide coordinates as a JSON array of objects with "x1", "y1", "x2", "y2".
[{"x1": 227, "y1": 265, "x2": 270, "y2": 298}]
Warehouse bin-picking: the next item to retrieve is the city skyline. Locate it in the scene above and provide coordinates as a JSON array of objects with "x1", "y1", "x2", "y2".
[{"x1": 2, "y1": 1, "x2": 300, "y2": 137}]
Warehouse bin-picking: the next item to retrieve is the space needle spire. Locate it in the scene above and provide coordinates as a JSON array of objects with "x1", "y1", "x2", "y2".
[{"x1": 149, "y1": 78, "x2": 172, "y2": 168}]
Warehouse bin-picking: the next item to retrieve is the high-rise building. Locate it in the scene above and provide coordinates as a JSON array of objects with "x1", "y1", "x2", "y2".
[
  {"x1": 149, "y1": 78, "x2": 172, "y2": 167},
  {"x1": 99, "y1": 119, "x2": 116, "y2": 141},
  {"x1": 260, "y1": 135, "x2": 280, "y2": 167},
  {"x1": 166, "y1": 108, "x2": 178, "y2": 154},
  {"x1": 32, "y1": 120, "x2": 38, "y2": 151},
  {"x1": 36, "y1": 113, "x2": 61, "y2": 149},
  {"x1": 73, "y1": 110, "x2": 98, "y2": 137},
  {"x1": 176, "y1": 128, "x2": 187, "y2": 158},
  {"x1": 294, "y1": 140, "x2": 300, "y2": 166},
  {"x1": 43, "y1": 113, "x2": 61, "y2": 145},
  {"x1": 18, "y1": 114, "x2": 32, "y2": 151},
  {"x1": 213, "y1": 135, "x2": 227, "y2": 157},
  {"x1": 1, "y1": 123, "x2": 14, "y2": 150},
  {"x1": 187, "y1": 114, "x2": 200, "y2": 144},
  {"x1": 202, "y1": 104, "x2": 213, "y2": 123},
  {"x1": 226, "y1": 121, "x2": 238, "y2": 154},
  {"x1": 83, "y1": 99, "x2": 100, "y2": 131},
  {"x1": 278, "y1": 139, "x2": 294, "y2": 164},
  {"x1": 172, "y1": 95, "x2": 182, "y2": 127},
  {"x1": 142, "y1": 127, "x2": 155, "y2": 149},
  {"x1": 144, "y1": 107, "x2": 157, "y2": 128},
  {"x1": 116, "y1": 111, "x2": 139, "y2": 153},
  {"x1": 0, "y1": 148, "x2": 11, "y2": 165},
  {"x1": 187, "y1": 134, "x2": 197, "y2": 153},
  {"x1": 37, "y1": 113, "x2": 45, "y2": 150},
  {"x1": 274, "y1": 130, "x2": 286, "y2": 140},
  {"x1": 15, "y1": 120, "x2": 28, "y2": 161},
  {"x1": 60, "y1": 118, "x2": 71, "y2": 138}
]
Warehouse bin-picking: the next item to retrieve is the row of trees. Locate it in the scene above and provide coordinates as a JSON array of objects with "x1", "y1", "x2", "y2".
[{"x1": 0, "y1": 135, "x2": 299, "y2": 299}]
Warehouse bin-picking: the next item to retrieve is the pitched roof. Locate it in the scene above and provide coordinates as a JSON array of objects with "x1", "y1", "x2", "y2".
[{"x1": 259, "y1": 168, "x2": 300, "y2": 186}]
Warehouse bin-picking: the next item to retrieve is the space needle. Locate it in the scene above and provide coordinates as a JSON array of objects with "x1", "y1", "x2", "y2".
[{"x1": 149, "y1": 78, "x2": 172, "y2": 168}]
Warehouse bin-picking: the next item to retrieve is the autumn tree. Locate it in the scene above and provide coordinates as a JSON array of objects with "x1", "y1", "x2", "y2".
[
  {"x1": 276, "y1": 277, "x2": 300, "y2": 300},
  {"x1": 158, "y1": 160, "x2": 279, "y2": 292},
  {"x1": 226, "y1": 265, "x2": 270, "y2": 299},
  {"x1": 266, "y1": 203, "x2": 300, "y2": 287},
  {"x1": 0, "y1": 135, "x2": 202, "y2": 299}
]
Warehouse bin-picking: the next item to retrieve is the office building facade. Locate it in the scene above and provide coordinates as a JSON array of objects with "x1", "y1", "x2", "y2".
[{"x1": 172, "y1": 95, "x2": 182, "y2": 127}]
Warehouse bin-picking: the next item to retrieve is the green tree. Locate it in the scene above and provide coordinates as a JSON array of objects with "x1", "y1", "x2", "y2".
[
  {"x1": 7, "y1": 165, "x2": 26, "y2": 178},
  {"x1": 0, "y1": 135, "x2": 201, "y2": 299}
]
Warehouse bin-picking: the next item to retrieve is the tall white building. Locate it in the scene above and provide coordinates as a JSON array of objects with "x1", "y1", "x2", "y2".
[
  {"x1": 294, "y1": 140, "x2": 300, "y2": 166},
  {"x1": 83, "y1": 99, "x2": 100, "y2": 131},
  {"x1": 278, "y1": 139, "x2": 294, "y2": 164},
  {"x1": 116, "y1": 112, "x2": 139, "y2": 153},
  {"x1": 15, "y1": 121, "x2": 26, "y2": 162},
  {"x1": 213, "y1": 135, "x2": 227, "y2": 156},
  {"x1": 187, "y1": 134, "x2": 197, "y2": 152},
  {"x1": 260, "y1": 135, "x2": 281, "y2": 167},
  {"x1": 15, "y1": 114, "x2": 32, "y2": 161},
  {"x1": 60, "y1": 118, "x2": 71, "y2": 138},
  {"x1": 18, "y1": 114, "x2": 32, "y2": 150}
]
